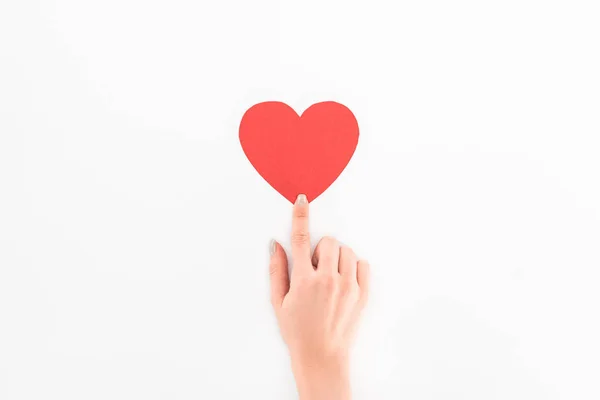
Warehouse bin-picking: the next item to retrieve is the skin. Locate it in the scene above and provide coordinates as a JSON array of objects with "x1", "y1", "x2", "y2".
[{"x1": 269, "y1": 194, "x2": 370, "y2": 400}]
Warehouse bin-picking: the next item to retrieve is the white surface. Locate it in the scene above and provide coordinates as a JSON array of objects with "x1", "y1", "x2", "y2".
[{"x1": 1, "y1": 1, "x2": 600, "y2": 399}]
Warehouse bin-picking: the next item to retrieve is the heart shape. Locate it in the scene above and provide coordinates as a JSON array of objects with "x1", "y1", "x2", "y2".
[{"x1": 239, "y1": 101, "x2": 359, "y2": 203}]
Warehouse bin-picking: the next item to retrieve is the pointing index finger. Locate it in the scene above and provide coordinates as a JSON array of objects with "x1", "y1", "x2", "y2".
[{"x1": 291, "y1": 194, "x2": 311, "y2": 266}]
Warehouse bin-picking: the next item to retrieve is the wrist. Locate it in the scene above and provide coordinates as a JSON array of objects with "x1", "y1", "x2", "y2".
[{"x1": 290, "y1": 352, "x2": 351, "y2": 400}]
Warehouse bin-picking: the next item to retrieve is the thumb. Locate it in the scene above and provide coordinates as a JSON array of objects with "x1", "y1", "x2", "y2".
[{"x1": 269, "y1": 239, "x2": 289, "y2": 310}]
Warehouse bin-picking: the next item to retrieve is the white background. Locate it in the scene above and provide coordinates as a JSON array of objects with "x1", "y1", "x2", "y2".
[{"x1": 1, "y1": 1, "x2": 599, "y2": 399}]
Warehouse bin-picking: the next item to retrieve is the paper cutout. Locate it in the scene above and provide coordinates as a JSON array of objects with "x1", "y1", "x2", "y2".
[{"x1": 239, "y1": 101, "x2": 359, "y2": 203}]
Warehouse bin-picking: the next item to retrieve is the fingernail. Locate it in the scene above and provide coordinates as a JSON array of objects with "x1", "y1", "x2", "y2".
[
  {"x1": 269, "y1": 239, "x2": 277, "y2": 256},
  {"x1": 296, "y1": 194, "x2": 307, "y2": 205}
]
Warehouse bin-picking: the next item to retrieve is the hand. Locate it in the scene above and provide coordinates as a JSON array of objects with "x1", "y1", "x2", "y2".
[{"x1": 269, "y1": 194, "x2": 370, "y2": 400}]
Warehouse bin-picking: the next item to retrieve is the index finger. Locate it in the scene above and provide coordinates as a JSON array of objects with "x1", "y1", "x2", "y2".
[{"x1": 291, "y1": 194, "x2": 311, "y2": 266}]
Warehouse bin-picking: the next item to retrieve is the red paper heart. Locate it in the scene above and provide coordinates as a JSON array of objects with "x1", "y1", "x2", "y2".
[{"x1": 239, "y1": 101, "x2": 359, "y2": 203}]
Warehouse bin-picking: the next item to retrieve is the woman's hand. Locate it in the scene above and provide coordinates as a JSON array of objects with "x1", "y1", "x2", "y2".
[{"x1": 269, "y1": 194, "x2": 370, "y2": 400}]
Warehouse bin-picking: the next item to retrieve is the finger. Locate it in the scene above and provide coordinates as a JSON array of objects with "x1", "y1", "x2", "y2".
[
  {"x1": 291, "y1": 194, "x2": 311, "y2": 268},
  {"x1": 312, "y1": 236, "x2": 340, "y2": 275},
  {"x1": 357, "y1": 260, "x2": 370, "y2": 306},
  {"x1": 269, "y1": 240, "x2": 289, "y2": 310},
  {"x1": 338, "y1": 246, "x2": 358, "y2": 278}
]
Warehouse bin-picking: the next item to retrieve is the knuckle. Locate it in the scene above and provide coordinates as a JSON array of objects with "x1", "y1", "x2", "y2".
[
  {"x1": 315, "y1": 237, "x2": 339, "y2": 266},
  {"x1": 340, "y1": 281, "x2": 359, "y2": 299},
  {"x1": 320, "y1": 236, "x2": 337, "y2": 247},
  {"x1": 294, "y1": 207, "x2": 309, "y2": 218},
  {"x1": 319, "y1": 253, "x2": 334, "y2": 266},
  {"x1": 318, "y1": 273, "x2": 337, "y2": 291},
  {"x1": 340, "y1": 245, "x2": 355, "y2": 259},
  {"x1": 294, "y1": 275, "x2": 311, "y2": 290},
  {"x1": 291, "y1": 231, "x2": 310, "y2": 245},
  {"x1": 269, "y1": 263, "x2": 278, "y2": 277}
]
